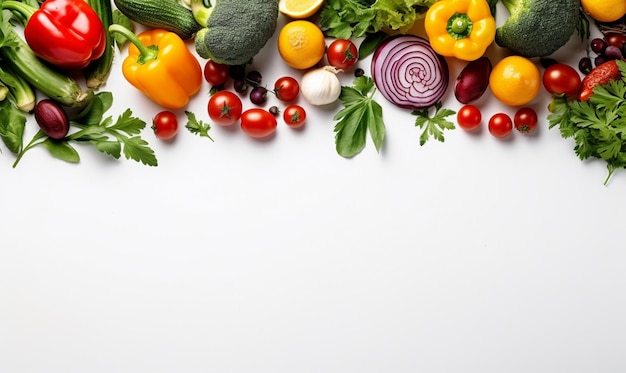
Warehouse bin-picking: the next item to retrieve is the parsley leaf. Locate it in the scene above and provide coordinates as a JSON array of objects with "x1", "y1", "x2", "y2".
[
  {"x1": 412, "y1": 102, "x2": 456, "y2": 145},
  {"x1": 333, "y1": 75, "x2": 385, "y2": 158},
  {"x1": 11, "y1": 91, "x2": 158, "y2": 167},
  {"x1": 548, "y1": 59, "x2": 626, "y2": 185},
  {"x1": 185, "y1": 111, "x2": 214, "y2": 140}
]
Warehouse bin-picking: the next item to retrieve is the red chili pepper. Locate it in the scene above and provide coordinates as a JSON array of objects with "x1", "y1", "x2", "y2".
[
  {"x1": 579, "y1": 59, "x2": 624, "y2": 102},
  {"x1": 5, "y1": 0, "x2": 106, "y2": 69}
]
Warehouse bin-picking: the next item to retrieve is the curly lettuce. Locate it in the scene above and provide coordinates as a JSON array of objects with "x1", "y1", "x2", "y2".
[{"x1": 319, "y1": 0, "x2": 437, "y2": 39}]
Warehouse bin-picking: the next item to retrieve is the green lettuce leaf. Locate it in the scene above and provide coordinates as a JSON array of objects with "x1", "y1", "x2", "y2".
[{"x1": 320, "y1": 0, "x2": 436, "y2": 39}]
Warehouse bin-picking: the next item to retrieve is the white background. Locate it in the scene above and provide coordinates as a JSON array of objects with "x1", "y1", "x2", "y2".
[{"x1": 1, "y1": 5, "x2": 625, "y2": 373}]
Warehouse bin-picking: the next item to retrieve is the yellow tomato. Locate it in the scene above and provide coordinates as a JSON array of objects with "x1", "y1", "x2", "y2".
[
  {"x1": 581, "y1": 0, "x2": 626, "y2": 22},
  {"x1": 489, "y1": 55, "x2": 541, "y2": 107},
  {"x1": 277, "y1": 20, "x2": 326, "y2": 70}
]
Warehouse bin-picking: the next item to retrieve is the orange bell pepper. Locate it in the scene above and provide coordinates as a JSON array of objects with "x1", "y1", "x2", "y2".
[{"x1": 108, "y1": 25, "x2": 202, "y2": 109}]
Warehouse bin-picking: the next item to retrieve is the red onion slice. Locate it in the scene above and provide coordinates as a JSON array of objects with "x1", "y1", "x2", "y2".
[{"x1": 371, "y1": 35, "x2": 449, "y2": 110}]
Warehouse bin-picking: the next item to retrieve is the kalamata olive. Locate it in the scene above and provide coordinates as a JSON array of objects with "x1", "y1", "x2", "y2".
[
  {"x1": 33, "y1": 99, "x2": 69, "y2": 140},
  {"x1": 454, "y1": 56, "x2": 492, "y2": 104}
]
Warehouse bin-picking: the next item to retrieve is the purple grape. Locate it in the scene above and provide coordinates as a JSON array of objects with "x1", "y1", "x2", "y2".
[
  {"x1": 595, "y1": 54, "x2": 608, "y2": 67},
  {"x1": 250, "y1": 86, "x2": 268, "y2": 105},
  {"x1": 578, "y1": 57, "x2": 593, "y2": 74},
  {"x1": 590, "y1": 38, "x2": 607, "y2": 54},
  {"x1": 605, "y1": 45, "x2": 623, "y2": 60}
]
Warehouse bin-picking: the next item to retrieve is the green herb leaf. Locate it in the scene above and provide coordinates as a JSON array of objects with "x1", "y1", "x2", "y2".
[
  {"x1": 185, "y1": 111, "x2": 214, "y2": 140},
  {"x1": 412, "y1": 102, "x2": 456, "y2": 145},
  {"x1": 548, "y1": 59, "x2": 626, "y2": 185},
  {"x1": 121, "y1": 136, "x2": 157, "y2": 165},
  {"x1": 93, "y1": 139, "x2": 122, "y2": 159},
  {"x1": 0, "y1": 99, "x2": 25, "y2": 153},
  {"x1": 358, "y1": 32, "x2": 386, "y2": 60},
  {"x1": 15, "y1": 91, "x2": 157, "y2": 167},
  {"x1": 333, "y1": 75, "x2": 385, "y2": 158},
  {"x1": 112, "y1": 9, "x2": 134, "y2": 50},
  {"x1": 41, "y1": 139, "x2": 80, "y2": 163}
]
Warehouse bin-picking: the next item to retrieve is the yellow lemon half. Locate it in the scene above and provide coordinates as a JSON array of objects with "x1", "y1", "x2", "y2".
[{"x1": 279, "y1": 0, "x2": 325, "y2": 19}]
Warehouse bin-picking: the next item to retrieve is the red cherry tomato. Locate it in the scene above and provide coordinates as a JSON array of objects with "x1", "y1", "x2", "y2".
[
  {"x1": 203, "y1": 59, "x2": 230, "y2": 86},
  {"x1": 274, "y1": 76, "x2": 300, "y2": 102},
  {"x1": 327, "y1": 39, "x2": 359, "y2": 70},
  {"x1": 208, "y1": 91, "x2": 243, "y2": 126},
  {"x1": 283, "y1": 104, "x2": 306, "y2": 128},
  {"x1": 456, "y1": 104, "x2": 482, "y2": 131},
  {"x1": 488, "y1": 113, "x2": 513, "y2": 138},
  {"x1": 542, "y1": 63, "x2": 582, "y2": 97},
  {"x1": 152, "y1": 111, "x2": 178, "y2": 140},
  {"x1": 514, "y1": 107, "x2": 538, "y2": 134},
  {"x1": 240, "y1": 108, "x2": 277, "y2": 138}
]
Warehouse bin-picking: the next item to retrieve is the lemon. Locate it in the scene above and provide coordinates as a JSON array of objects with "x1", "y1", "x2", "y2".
[
  {"x1": 581, "y1": 0, "x2": 626, "y2": 22},
  {"x1": 279, "y1": 0, "x2": 325, "y2": 19},
  {"x1": 277, "y1": 20, "x2": 326, "y2": 70},
  {"x1": 489, "y1": 56, "x2": 541, "y2": 107}
]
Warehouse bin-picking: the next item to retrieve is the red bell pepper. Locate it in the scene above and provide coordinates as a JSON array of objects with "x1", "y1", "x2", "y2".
[{"x1": 3, "y1": 0, "x2": 106, "y2": 69}]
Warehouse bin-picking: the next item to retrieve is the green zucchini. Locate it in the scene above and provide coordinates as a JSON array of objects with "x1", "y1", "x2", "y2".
[
  {"x1": 84, "y1": 0, "x2": 115, "y2": 89},
  {"x1": 113, "y1": 0, "x2": 201, "y2": 40},
  {"x1": 1, "y1": 31, "x2": 93, "y2": 110}
]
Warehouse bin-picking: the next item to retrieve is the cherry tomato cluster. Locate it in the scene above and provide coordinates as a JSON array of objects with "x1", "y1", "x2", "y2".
[
  {"x1": 457, "y1": 104, "x2": 538, "y2": 138},
  {"x1": 203, "y1": 59, "x2": 308, "y2": 138}
]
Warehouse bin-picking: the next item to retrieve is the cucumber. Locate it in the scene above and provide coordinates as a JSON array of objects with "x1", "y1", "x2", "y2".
[{"x1": 113, "y1": 0, "x2": 201, "y2": 40}]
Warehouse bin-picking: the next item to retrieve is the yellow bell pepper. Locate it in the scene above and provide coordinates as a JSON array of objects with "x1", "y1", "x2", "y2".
[
  {"x1": 109, "y1": 25, "x2": 202, "y2": 109},
  {"x1": 424, "y1": 0, "x2": 496, "y2": 61}
]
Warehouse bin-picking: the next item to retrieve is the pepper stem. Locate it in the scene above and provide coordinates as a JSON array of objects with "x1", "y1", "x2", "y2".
[
  {"x1": 108, "y1": 24, "x2": 158, "y2": 64},
  {"x1": 447, "y1": 12, "x2": 473, "y2": 40}
]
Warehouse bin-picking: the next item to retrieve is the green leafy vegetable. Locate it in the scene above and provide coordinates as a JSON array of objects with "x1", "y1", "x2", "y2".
[
  {"x1": 0, "y1": 98, "x2": 25, "y2": 153},
  {"x1": 548, "y1": 59, "x2": 626, "y2": 185},
  {"x1": 319, "y1": 0, "x2": 436, "y2": 39},
  {"x1": 358, "y1": 31, "x2": 386, "y2": 60},
  {"x1": 112, "y1": 9, "x2": 134, "y2": 50},
  {"x1": 185, "y1": 111, "x2": 214, "y2": 140},
  {"x1": 412, "y1": 102, "x2": 456, "y2": 145},
  {"x1": 333, "y1": 75, "x2": 385, "y2": 158},
  {"x1": 11, "y1": 91, "x2": 157, "y2": 167}
]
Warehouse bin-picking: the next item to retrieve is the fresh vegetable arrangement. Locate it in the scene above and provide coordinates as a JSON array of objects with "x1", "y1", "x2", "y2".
[{"x1": 0, "y1": 0, "x2": 625, "y2": 186}]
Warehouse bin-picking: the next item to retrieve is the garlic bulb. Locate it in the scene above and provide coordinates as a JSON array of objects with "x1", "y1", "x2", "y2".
[{"x1": 300, "y1": 66, "x2": 342, "y2": 106}]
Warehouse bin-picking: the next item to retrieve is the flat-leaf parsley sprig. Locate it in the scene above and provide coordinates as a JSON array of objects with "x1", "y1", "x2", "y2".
[
  {"x1": 333, "y1": 75, "x2": 385, "y2": 158},
  {"x1": 548, "y1": 59, "x2": 626, "y2": 185},
  {"x1": 412, "y1": 102, "x2": 456, "y2": 145},
  {"x1": 10, "y1": 91, "x2": 157, "y2": 167}
]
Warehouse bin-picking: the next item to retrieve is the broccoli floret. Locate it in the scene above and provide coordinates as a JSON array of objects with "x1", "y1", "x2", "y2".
[
  {"x1": 193, "y1": 0, "x2": 279, "y2": 65},
  {"x1": 495, "y1": 0, "x2": 580, "y2": 57}
]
